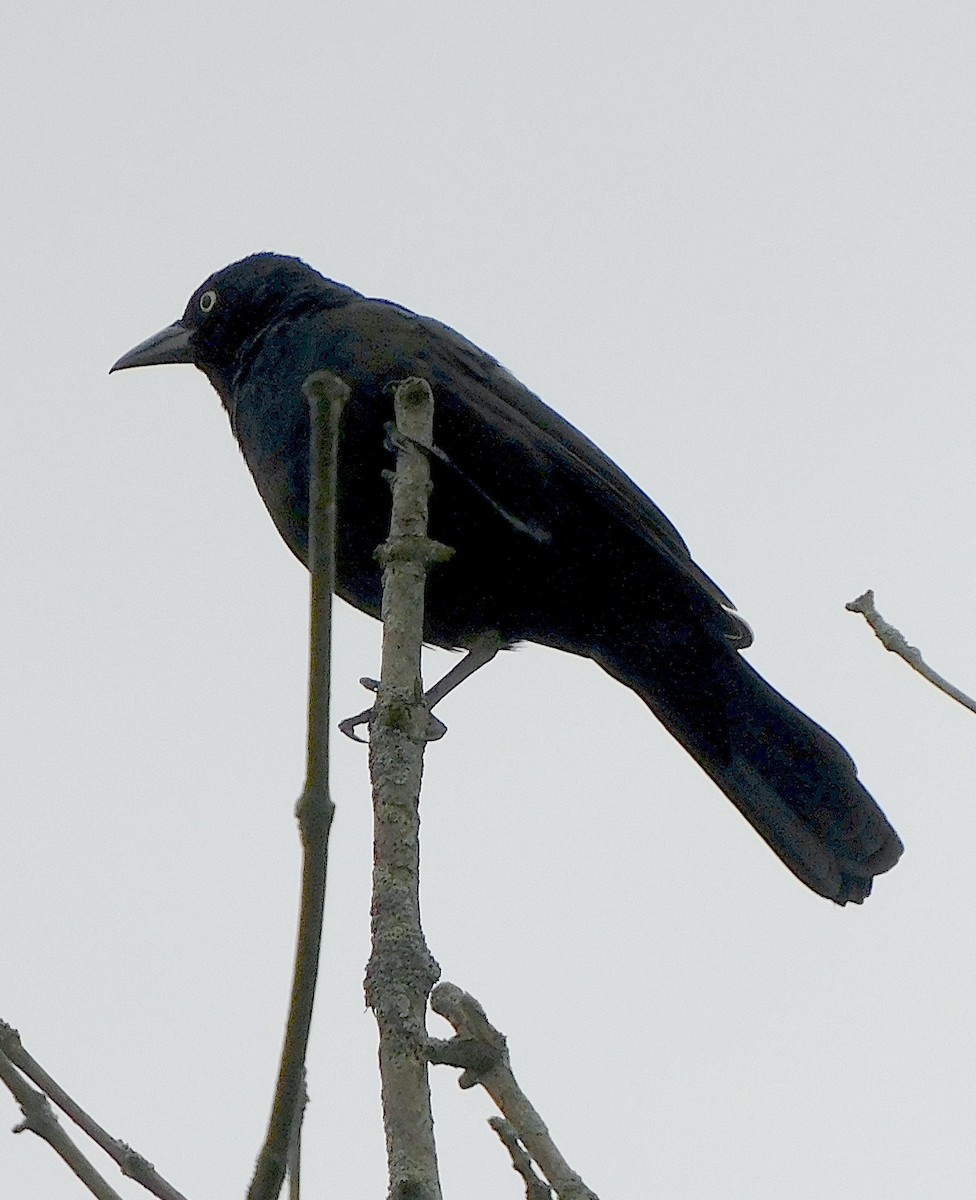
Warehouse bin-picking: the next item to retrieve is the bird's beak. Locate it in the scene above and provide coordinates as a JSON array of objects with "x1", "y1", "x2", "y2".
[{"x1": 110, "y1": 322, "x2": 195, "y2": 372}]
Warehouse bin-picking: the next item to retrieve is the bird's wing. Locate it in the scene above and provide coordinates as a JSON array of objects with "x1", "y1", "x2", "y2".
[{"x1": 402, "y1": 307, "x2": 747, "y2": 631}]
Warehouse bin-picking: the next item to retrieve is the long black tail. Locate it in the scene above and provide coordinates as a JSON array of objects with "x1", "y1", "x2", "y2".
[{"x1": 592, "y1": 625, "x2": 903, "y2": 903}]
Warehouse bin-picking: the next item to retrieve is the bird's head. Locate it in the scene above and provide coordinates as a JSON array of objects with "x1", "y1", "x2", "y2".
[{"x1": 110, "y1": 253, "x2": 328, "y2": 381}]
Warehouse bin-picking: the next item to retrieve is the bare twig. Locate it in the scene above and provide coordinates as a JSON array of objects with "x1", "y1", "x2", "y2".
[
  {"x1": 429, "y1": 984, "x2": 601, "y2": 1200},
  {"x1": 0, "y1": 1043, "x2": 124, "y2": 1200},
  {"x1": 248, "y1": 372, "x2": 347, "y2": 1200},
  {"x1": 364, "y1": 377, "x2": 452, "y2": 1200},
  {"x1": 489, "y1": 1118, "x2": 554, "y2": 1200},
  {"x1": 847, "y1": 590, "x2": 976, "y2": 715},
  {"x1": 0, "y1": 1021, "x2": 188, "y2": 1200},
  {"x1": 286, "y1": 1070, "x2": 308, "y2": 1200}
]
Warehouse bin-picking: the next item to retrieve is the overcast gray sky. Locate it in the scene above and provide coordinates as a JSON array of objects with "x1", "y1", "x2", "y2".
[{"x1": 2, "y1": 3, "x2": 974, "y2": 1197}]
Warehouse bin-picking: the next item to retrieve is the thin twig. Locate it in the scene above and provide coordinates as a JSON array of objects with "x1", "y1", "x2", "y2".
[
  {"x1": 0, "y1": 1046, "x2": 125, "y2": 1200},
  {"x1": 430, "y1": 984, "x2": 601, "y2": 1200},
  {"x1": 248, "y1": 371, "x2": 347, "y2": 1200},
  {"x1": 489, "y1": 1118, "x2": 554, "y2": 1200},
  {"x1": 364, "y1": 377, "x2": 452, "y2": 1200},
  {"x1": 847, "y1": 589, "x2": 976, "y2": 714},
  {"x1": 0, "y1": 1021, "x2": 188, "y2": 1200},
  {"x1": 286, "y1": 1071, "x2": 308, "y2": 1200}
]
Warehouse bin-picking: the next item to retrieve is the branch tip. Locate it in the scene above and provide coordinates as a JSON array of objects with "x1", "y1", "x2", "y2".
[{"x1": 847, "y1": 588, "x2": 976, "y2": 715}]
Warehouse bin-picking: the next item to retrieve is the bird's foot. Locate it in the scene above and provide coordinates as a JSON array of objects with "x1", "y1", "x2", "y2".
[
  {"x1": 340, "y1": 635, "x2": 506, "y2": 742},
  {"x1": 339, "y1": 678, "x2": 379, "y2": 742},
  {"x1": 339, "y1": 678, "x2": 448, "y2": 743}
]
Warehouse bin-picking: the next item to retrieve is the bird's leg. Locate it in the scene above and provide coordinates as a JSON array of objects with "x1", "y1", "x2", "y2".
[
  {"x1": 422, "y1": 631, "x2": 507, "y2": 708},
  {"x1": 339, "y1": 632, "x2": 508, "y2": 742}
]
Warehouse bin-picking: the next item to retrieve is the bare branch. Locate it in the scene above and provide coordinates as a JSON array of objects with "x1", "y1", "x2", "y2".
[
  {"x1": 248, "y1": 371, "x2": 347, "y2": 1200},
  {"x1": 0, "y1": 1021, "x2": 189, "y2": 1200},
  {"x1": 286, "y1": 1070, "x2": 308, "y2": 1200},
  {"x1": 364, "y1": 377, "x2": 452, "y2": 1200},
  {"x1": 430, "y1": 984, "x2": 601, "y2": 1200},
  {"x1": 0, "y1": 1041, "x2": 124, "y2": 1200},
  {"x1": 847, "y1": 590, "x2": 976, "y2": 715},
  {"x1": 489, "y1": 1118, "x2": 554, "y2": 1200}
]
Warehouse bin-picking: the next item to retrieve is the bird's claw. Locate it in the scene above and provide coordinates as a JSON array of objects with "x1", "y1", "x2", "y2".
[
  {"x1": 339, "y1": 710, "x2": 372, "y2": 742},
  {"x1": 338, "y1": 678, "x2": 381, "y2": 741},
  {"x1": 339, "y1": 675, "x2": 448, "y2": 743},
  {"x1": 339, "y1": 707, "x2": 448, "y2": 743}
]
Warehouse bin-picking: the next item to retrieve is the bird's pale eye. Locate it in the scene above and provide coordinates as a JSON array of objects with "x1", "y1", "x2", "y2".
[{"x1": 199, "y1": 289, "x2": 218, "y2": 314}]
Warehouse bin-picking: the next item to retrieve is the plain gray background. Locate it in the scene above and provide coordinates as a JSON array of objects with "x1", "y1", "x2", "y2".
[{"x1": 2, "y1": 3, "x2": 974, "y2": 1197}]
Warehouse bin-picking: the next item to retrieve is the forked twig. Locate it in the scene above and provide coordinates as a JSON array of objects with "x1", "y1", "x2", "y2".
[
  {"x1": 489, "y1": 1118, "x2": 554, "y2": 1199},
  {"x1": 0, "y1": 1022, "x2": 187, "y2": 1200},
  {"x1": 0, "y1": 1044, "x2": 123, "y2": 1200},
  {"x1": 429, "y1": 984, "x2": 600, "y2": 1200}
]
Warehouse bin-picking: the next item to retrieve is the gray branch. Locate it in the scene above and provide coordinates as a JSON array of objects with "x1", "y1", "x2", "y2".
[
  {"x1": 847, "y1": 589, "x2": 976, "y2": 715},
  {"x1": 489, "y1": 1118, "x2": 554, "y2": 1200},
  {"x1": 364, "y1": 378, "x2": 452, "y2": 1200},
  {"x1": 429, "y1": 984, "x2": 601, "y2": 1200},
  {"x1": 249, "y1": 371, "x2": 347, "y2": 1200},
  {"x1": 0, "y1": 1022, "x2": 187, "y2": 1200}
]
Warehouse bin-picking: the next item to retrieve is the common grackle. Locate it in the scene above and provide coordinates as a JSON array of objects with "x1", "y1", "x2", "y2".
[{"x1": 112, "y1": 253, "x2": 902, "y2": 903}]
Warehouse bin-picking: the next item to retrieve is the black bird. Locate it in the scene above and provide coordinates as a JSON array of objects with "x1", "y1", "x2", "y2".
[{"x1": 112, "y1": 253, "x2": 902, "y2": 903}]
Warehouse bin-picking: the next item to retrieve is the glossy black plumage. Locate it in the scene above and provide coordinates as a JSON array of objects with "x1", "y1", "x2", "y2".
[{"x1": 112, "y1": 253, "x2": 903, "y2": 903}]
